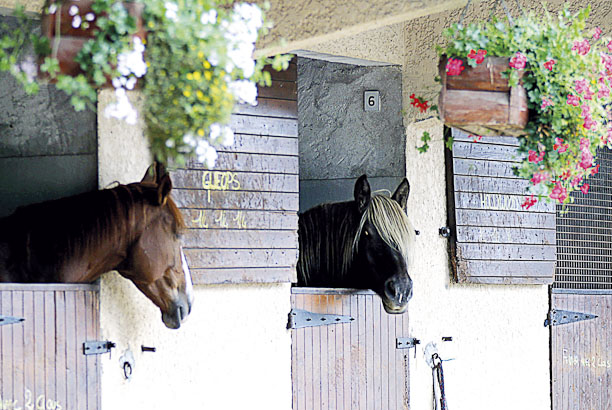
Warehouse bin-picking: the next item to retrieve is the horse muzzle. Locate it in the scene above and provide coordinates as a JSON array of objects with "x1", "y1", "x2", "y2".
[
  {"x1": 162, "y1": 293, "x2": 192, "y2": 329},
  {"x1": 381, "y1": 275, "x2": 413, "y2": 314}
]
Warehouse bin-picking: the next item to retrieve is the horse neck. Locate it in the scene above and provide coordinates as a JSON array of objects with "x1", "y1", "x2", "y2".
[
  {"x1": 298, "y1": 201, "x2": 361, "y2": 287},
  {"x1": 61, "y1": 190, "x2": 155, "y2": 282}
]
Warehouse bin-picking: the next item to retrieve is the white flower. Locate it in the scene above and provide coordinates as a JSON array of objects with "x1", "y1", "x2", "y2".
[
  {"x1": 85, "y1": 13, "x2": 95, "y2": 22},
  {"x1": 219, "y1": 4, "x2": 263, "y2": 77},
  {"x1": 220, "y1": 126, "x2": 234, "y2": 146},
  {"x1": 117, "y1": 37, "x2": 147, "y2": 78},
  {"x1": 19, "y1": 55, "x2": 37, "y2": 83},
  {"x1": 183, "y1": 133, "x2": 197, "y2": 148},
  {"x1": 200, "y1": 9, "x2": 217, "y2": 25},
  {"x1": 68, "y1": 5, "x2": 79, "y2": 16},
  {"x1": 125, "y1": 76, "x2": 137, "y2": 90},
  {"x1": 104, "y1": 87, "x2": 138, "y2": 125},
  {"x1": 210, "y1": 123, "x2": 234, "y2": 146},
  {"x1": 165, "y1": 2, "x2": 178, "y2": 21},
  {"x1": 165, "y1": 139, "x2": 175, "y2": 148},
  {"x1": 72, "y1": 15, "x2": 82, "y2": 29},
  {"x1": 47, "y1": 4, "x2": 57, "y2": 14},
  {"x1": 195, "y1": 139, "x2": 218, "y2": 168},
  {"x1": 229, "y1": 79, "x2": 258, "y2": 105}
]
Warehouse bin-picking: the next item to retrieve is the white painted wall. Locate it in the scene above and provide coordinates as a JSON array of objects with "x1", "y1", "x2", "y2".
[
  {"x1": 97, "y1": 89, "x2": 293, "y2": 410},
  {"x1": 309, "y1": 20, "x2": 551, "y2": 410}
]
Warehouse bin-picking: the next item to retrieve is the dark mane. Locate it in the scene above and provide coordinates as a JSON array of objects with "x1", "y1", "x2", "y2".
[
  {"x1": 0, "y1": 182, "x2": 180, "y2": 282},
  {"x1": 297, "y1": 201, "x2": 361, "y2": 287}
]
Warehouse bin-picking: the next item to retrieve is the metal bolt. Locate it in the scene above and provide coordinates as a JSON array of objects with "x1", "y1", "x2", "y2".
[{"x1": 439, "y1": 227, "x2": 451, "y2": 238}]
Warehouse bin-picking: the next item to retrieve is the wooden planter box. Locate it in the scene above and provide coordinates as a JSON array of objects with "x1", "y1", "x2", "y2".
[
  {"x1": 438, "y1": 57, "x2": 528, "y2": 137},
  {"x1": 40, "y1": 0, "x2": 145, "y2": 82}
]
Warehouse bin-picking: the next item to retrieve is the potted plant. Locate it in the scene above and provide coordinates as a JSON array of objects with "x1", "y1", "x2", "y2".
[
  {"x1": 417, "y1": 6, "x2": 612, "y2": 207},
  {"x1": 0, "y1": 0, "x2": 291, "y2": 168}
]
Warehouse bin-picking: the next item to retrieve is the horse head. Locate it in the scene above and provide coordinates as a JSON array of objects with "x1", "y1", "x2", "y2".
[
  {"x1": 117, "y1": 163, "x2": 194, "y2": 329},
  {"x1": 352, "y1": 175, "x2": 413, "y2": 314}
]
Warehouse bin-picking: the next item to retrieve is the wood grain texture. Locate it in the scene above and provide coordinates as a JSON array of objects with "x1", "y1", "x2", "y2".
[
  {"x1": 0, "y1": 284, "x2": 100, "y2": 410},
  {"x1": 291, "y1": 289, "x2": 410, "y2": 409},
  {"x1": 448, "y1": 128, "x2": 556, "y2": 284},
  {"x1": 173, "y1": 67, "x2": 299, "y2": 284}
]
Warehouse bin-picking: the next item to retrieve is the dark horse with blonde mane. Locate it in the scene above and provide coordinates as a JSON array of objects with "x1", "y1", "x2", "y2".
[
  {"x1": 297, "y1": 175, "x2": 415, "y2": 314},
  {"x1": 0, "y1": 163, "x2": 193, "y2": 329}
]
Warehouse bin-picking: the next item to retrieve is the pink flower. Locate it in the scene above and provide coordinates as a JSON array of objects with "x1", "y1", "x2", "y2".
[
  {"x1": 470, "y1": 134, "x2": 482, "y2": 142},
  {"x1": 543, "y1": 59, "x2": 556, "y2": 71},
  {"x1": 528, "y1": 150, "x2": 544, "y2": 163},
  {"x1": 608, "y1": 41, "x2": 612, "y2": 52},
  {"x1": 580, "y1": 150, "x2": 594, "y2": 169},
  {"x1": 575, "y1": 79, "x2": 589, "y2": 94},
  {"x1": 446, "y1": 58, "x2": 465, "y2": 76},
  {"x1": 541, "y1": 96, "x2": 554, "y2": 110},
  {"x1": 602, "y1": 53, "x2": 612, "y2": 72},
  {"x1": 554, "y1": 137, "x2": 568, "y2": 153},
  {"x1": 567, "y1": 94, "x2": 580, "y2": 106},
  {"x1": 598, "y1": 86, "x2": 610, "y2": 99},
  {"x1": 549, "y1": 183, "x2": 568, "y2": 203},
  {"x1": 581, "y1": 104, "x2": 591, "y2": 118},
  {"x1": 572, "y1": 39, "x2": 591, "y2": 56},
  {"x1": 583, "y1": 116, "x2": 598, "y2": 130},
  {"x1": 509, "y1": 52, "x2": 527, "y2": 69},
  {"x1": 560, "y1": 170, "x2": 572, "y2": 180},
  {"x1": 531, "y1": 172, "x2": 548, "y2": 185},
  {"x1": 468, "y1": 49, "x2": 487, "y2": 64},
  {"x1": 583, "y1": 88, "x2": 594, "y2": 100},
  {"x1": 521, "y1": 195, "x2": 538, "y2": 210},
  {"x1": 593, "y1": 27, "x2": 602, "y2": 40},
  {"x1": 580, "y1": 137, "x2": 590, "y2": 151},
  {"x1": 591, "y1": 163, "x2": 600, "y2": 175},
  {"x1": 571, "y1": 177, "x2": 582, "y2": 187},
  {"x1": 581, "y1": 183, "x2": 590, "y2": 194}
]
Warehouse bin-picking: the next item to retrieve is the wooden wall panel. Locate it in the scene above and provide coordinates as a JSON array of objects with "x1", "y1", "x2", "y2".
[
  {"x1": 291, "y1": 289, "x2": 410, "y2": 410},
  {"x1": 446, "y1": 128, "x2": 556, "y2": 284},
  {"x1": 0, "y1": 284, "x2": 100, "y2": 410},
  {"x1": 172, "y1": 62, "x2": 299, "y2": 285}
]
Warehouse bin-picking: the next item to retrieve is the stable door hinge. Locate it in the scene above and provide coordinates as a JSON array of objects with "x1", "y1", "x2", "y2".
[
  {"x1": 288, "y1": 309, "x2": 354, "y2": 329},
  {"x1": 83, "y1": 340, "x2": 116, "y2": 356},
  {"x1": 0, "y1": 314, "x2": 25, "y2": 326},
  {"x1": 544, "y1": 309, "x2": 598, "y2": 327}
]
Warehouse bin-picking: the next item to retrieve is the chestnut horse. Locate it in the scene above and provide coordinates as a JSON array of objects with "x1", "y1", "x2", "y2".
[{"x1": 0, "y1": 163, "x2": 193, "y2": 329}]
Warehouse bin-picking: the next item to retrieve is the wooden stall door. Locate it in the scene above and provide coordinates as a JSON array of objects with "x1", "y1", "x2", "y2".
[
  {"x1": 291, "y1": 289, "x2": 410, "y2": 410},
  {"x1": 0, "y1": 284, "x2": 100, "y2": 410},
  {"x1": 551, "y1": 290, "x2": 612, "y2": 410}
]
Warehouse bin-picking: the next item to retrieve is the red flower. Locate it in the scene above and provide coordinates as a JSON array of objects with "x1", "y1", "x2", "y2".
[
  {"x1": 608, "y1": 40, "x2": 612, "y2": 52},
  {"x1": 583, "y1": 116, "x2": 598, "y2": 130},
  {"x1": 409, "y1": 94, "x2": 430, "y2": 113},
  {"x1": 580, "y1": 150, "x2": 594, "y2": 169},
  {"x1": 468, "y1": 49, "x2": 487, "y2": 64},
  {"x1": 470, "y1": 134, "x2": 482, "y2": 142},
  {"x1": 560, "y1": 170, "x2": 572, "y2": 180},
  {"x1": 554, "y1": 137, "x2": 568, "y2": 153},
  {"x1": 567, "y1": 94, "x2": 580, "y2": 106},
  {"x1": 549, "y1": 183, "x2": 568, "y2": 203},
  {"x1": 581, "y1": 183, "x2": 590, "y2": 194},
  {"x1": 572, "y1": 39, "x2": 591, "y2": 56},
  {"x1": 509, "y1": 52, "x2": 527, "y2": 69},
  {"x1": 521, "y1": 195, "x2": 538, "y2": 210},
  {"x1": 543, "y1": 59, "x2": 556, "y2": 71},
  {"x1": 591, "y1": 164, "x2": 600, "y2": 175},
  {"x1": 446, "y1": 58, "x2": 465, "y2": 76},
  {"x1": 528, "y1": 150, "x2": 544, "y2": 163}
]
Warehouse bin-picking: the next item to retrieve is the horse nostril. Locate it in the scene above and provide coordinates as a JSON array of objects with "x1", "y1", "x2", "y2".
[{"x1": 385, "y1": 279, "x2": 396, "y2": 299}]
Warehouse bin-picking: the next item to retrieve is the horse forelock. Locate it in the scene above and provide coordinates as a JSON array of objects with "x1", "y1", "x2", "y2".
[{"x1": 353, "y1": 194, "x2": 415, "y2": 265}]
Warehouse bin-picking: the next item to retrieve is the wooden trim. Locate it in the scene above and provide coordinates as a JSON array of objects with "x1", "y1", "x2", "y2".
[
  {"x1": 0, "y1": 283, "x2": 99, "y2": 291},
  {"x1": 291, "y1": 288, "x2": 377, "y2": 295}
]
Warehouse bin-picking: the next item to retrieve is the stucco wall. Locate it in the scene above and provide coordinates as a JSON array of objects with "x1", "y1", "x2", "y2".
[{"x1": 97, "y1": 89, "x2": 292, "y2": 410}]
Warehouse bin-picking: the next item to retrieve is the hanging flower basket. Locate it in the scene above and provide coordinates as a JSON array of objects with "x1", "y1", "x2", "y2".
[
  {"x1": 438, "y1": 56, "x2": 528, "y2": 137},
  {"x1": 40, "y1": 0, "x2": 145, "y2": 83}
]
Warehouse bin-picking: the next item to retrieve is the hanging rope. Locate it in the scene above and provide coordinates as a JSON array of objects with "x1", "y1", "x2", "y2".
[{"x1": 432, "y1": 353, "x2": 448, "y2": 410}]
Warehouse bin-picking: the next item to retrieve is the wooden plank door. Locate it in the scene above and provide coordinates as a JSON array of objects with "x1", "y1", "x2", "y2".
[
  {"x1": 551, "y1": 290, "x2": 612, "y2": 410},
  {"x1": 291, "y1": 288, "x2": 410, "y2": 410},
  {"x1": 0, "y1": 283, "x2": 100, "y2": 410}
]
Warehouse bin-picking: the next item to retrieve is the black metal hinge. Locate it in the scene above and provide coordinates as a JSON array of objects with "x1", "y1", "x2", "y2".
[
  {"x1": 544, "y1": 309, "x2": 598, "y2": 327},
  {"x1": 83, "y1": 340, "x2": 116, "y2": 355},
  {"x1": 0, "y1": 314, "x2": 25, "y2": 326},
  {"x1": 288, "y1": 309, "x2": 354, "y2": 329}
]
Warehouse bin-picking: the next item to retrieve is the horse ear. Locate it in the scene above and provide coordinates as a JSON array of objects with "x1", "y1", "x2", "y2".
[
  {"x1": 141, "y1": 163, "x2": 158, "y2": 184},
  {"x1": 354, "y1": 174, "x2": 371, "y2": 214},
  {"x1": 156, "y1": 174, "x2": 173, "y2": 205},
  {"x1": 392, "y1": 178, "x2": 410, "y2": 210}
]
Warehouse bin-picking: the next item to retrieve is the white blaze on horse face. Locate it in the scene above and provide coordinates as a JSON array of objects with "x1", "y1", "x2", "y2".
[{"x1": 181, "y1": 247, "x2": 194, "y2": 305}]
